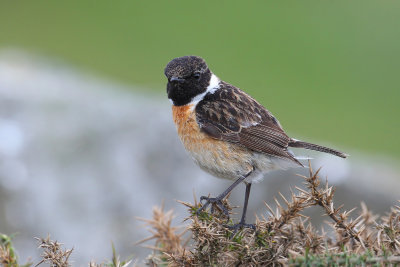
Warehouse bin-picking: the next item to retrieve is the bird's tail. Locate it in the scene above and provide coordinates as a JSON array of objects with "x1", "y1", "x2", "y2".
[{"x1": 288, "y1": 139, "x2": 348, "y2": 158}]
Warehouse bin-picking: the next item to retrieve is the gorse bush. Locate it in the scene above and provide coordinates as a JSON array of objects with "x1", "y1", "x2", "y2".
[{"x1": 144, "y1": 165, "x2": 400, "y2": 266}]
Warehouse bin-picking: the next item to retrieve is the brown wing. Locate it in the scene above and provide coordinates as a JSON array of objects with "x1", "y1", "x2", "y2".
[{"x1": 196, "y1": 82, "x2": 301, "y2": 165}]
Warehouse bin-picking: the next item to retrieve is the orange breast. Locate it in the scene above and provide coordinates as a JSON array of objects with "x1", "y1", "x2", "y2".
[
  {"x1": 172, "y1": 104, "x2": 253, "y2": 180},
  {"x1": 172, "y1": 104, "x2": 216, "y2": 151}
]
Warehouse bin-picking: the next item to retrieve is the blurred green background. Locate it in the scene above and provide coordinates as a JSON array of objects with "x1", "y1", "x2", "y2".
[{"x1": 1, "y1": 1, "x2": 399, "y2": 157}]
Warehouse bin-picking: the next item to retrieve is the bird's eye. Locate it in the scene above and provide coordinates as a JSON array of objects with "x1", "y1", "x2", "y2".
[{"x1": 193, "y1": 73, "x2": 201, "y2": 79}]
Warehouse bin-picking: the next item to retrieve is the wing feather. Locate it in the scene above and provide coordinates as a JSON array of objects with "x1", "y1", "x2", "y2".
[{"x1": 196, "y1": 82, "x2": 301, "y2": 165}]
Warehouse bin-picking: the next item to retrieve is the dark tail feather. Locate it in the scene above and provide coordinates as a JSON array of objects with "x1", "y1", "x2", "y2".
[{"x1": 288, "y1": 139, "x2": 348, "y2": 158}]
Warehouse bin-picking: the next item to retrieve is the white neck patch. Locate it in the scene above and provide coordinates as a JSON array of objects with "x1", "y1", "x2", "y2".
[{"x1": 189, "y1": 73, "x2": 220, "y2": 108}]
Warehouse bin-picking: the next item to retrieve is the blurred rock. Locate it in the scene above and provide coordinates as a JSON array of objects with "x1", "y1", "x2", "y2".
[{"x1": 0, "y1": 50, "x2": 399, "y2": 265}]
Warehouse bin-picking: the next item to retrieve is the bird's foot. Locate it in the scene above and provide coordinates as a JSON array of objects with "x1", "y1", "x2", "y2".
[
  {"x1": 196, "y1": 195, "x2": 230, "y2": 218},
  {"x1": 226, "y1": 221, "x2": 256, "y2": 236}
]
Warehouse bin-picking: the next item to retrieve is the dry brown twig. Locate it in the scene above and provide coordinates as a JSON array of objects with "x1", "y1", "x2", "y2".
[
  {"x1": 296, "y1": 162, "x2": 365, "y2": 247},
  {"x1": 137, "y1": 203, "x2": 190, "y2": 266},
  {"x1": 35, "y1": 235, "x2": 73, "y2": 267}
]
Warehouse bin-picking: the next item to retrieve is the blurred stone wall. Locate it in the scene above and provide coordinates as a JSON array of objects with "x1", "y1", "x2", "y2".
[{"x1": 0, "y1": 50, "x2": 399, "y2": 265}]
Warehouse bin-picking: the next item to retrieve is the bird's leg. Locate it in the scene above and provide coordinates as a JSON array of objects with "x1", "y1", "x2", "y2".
[
  {"x1": 197, "y1": 170, "x2": 252, "y2": 218},
  {"x1": 197, "y1": 176, "x2": 245, "y2": 218},
  {"x1": 227, "y1": 182, "x2": 256, "y2": 234}
]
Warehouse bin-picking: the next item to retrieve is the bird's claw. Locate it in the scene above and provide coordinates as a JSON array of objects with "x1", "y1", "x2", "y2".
[
  {"x1": 196, "y1": 195, "x2": 230, "y2": 218},
  {"x1": 226, "y1": 221, "x2": 256, "y2": 237}
]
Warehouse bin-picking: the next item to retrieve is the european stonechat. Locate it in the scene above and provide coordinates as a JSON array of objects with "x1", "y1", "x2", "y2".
[{"x1": 165, "y1": 56, "x2": 347, "y2": 230}]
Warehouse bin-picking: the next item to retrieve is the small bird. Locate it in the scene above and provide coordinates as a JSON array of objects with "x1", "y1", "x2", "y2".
[{"x1": 165, "y1": 56, "x2": 347, "y2": 230}]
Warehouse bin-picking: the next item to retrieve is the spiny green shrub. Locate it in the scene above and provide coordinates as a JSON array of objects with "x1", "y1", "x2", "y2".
[{"x1": 143, "y1": 165, "x2": 400, "y2": 266}]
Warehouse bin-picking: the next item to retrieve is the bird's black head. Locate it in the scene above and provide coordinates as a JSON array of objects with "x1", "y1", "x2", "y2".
[{"x1": 164, "y1": 56, "x2": 212, "y2": 106}]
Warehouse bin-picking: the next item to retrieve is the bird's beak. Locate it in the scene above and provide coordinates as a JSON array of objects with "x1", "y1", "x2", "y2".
[{"x1": 170, "y1": 77, "x2": 185, "y2": 83}]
